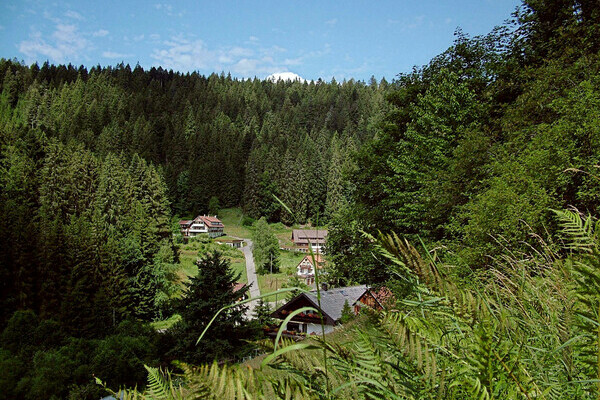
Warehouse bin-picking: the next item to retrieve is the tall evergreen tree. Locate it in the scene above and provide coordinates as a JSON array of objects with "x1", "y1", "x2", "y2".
[{"x1": 170, "y1": 252, "x2": 253, "y2": 364}]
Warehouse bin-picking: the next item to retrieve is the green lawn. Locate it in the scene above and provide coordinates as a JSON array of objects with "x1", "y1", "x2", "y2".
[
  {"x1": 280, "y1": 250, "x2": 306, "y2": 271},
  {"x1": 175, "y1": 238, "x2": 247, "y2": 284},
  {"x1": 219, "y1": 208, "x2": 253, "y2": 238},
  {"x1": 257, "y1": 272, "x2": 290, "y2": 303},
  {"x1": 256, "y1": 250, "x2": 305, "y2": 301}
]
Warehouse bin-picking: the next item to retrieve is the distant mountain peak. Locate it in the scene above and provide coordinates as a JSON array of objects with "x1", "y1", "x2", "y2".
[{"x1": 266, "y1": 72, "x2": 306, "y2": 83}]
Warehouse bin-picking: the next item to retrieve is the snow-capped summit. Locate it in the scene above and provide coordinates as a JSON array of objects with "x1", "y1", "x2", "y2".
[{"x1": 266, "y1": 72, "x2": 306, "y2": 83}]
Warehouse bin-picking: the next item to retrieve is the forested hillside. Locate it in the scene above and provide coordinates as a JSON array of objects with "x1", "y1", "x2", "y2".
[
  {"x1": 2, "y1": 0, "x2": 600, "y2": 398},
  {"x1": 328, "y1": 0, "x2": 600, "y2": 284},
  {"x1": 0, "y1": 44, "x2": 387, "y2": 399},
  {"x1": 0, "y1": 60, "x2": 387, "y2": 223}
]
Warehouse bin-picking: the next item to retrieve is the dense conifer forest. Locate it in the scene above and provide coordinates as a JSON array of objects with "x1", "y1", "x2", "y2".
[{"x1": 2, "y1": 0, "x2": 600, "y2": 398}]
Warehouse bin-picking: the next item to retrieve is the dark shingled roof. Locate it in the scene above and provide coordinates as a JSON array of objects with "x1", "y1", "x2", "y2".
[{"x1": 305, "y1": 285, "x2": 367, "y2": 322}]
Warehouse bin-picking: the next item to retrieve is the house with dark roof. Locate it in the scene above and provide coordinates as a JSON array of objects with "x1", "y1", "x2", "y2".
[
  {"x1": 178, "y1": 215, "x2": 225, "y2": 239},
  {"x1": 290, "y1": 229, "x2": 328, "y2": 253},
  {"x1": 270, "y1": 285, "x2": 385, "y2": 335}
]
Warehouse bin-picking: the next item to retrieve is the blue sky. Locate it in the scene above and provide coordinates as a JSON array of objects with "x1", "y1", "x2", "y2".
[{"x1": 1, "y1": 1, "x2": 521, "y2": 81}]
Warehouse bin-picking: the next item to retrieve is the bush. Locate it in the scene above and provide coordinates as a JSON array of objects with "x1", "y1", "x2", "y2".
[{"x1": 242, "y1": 216, "x2": 256, "y2": 227}]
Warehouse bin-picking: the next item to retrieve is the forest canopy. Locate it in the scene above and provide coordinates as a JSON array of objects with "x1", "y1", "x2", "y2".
[{"x1": 2, "y1": 0, "x2": 600, "y2": 398}]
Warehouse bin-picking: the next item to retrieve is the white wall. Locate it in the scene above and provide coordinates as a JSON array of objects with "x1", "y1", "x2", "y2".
[{"x1": 306, "y1": 322, "x2": 332, "y2": 335}]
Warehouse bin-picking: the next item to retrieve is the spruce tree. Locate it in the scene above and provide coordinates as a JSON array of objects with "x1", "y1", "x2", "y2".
[{"x1": 171, "y1": 252, "x2": 254, "y2": 364}]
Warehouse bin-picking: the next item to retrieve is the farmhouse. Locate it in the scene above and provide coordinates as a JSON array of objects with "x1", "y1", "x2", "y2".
[
  {"x1": 179, "y1": 215, "x2": 225, "y2": 239},
  {"x1": 296, "y1": 254, "x2": 325, "y2": 285},
  {"x1": 270, "y1": 285, "x2": 385, "y2": 335},
  {"x1": 290, "y1": 229, "x2": 328, "y2": 253}
]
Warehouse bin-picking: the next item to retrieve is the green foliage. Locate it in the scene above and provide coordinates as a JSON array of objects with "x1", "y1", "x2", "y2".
[
  {"x1": 208, "y1": 196, "x2": 220, "y2": 216},
  {"x1": 281, "y1": 275, "x2": 310, "y2": 301},
  {"x1": 252, "y1": 217, "x2": 281, "y2": 274},
  {"x1": 0, "y1": 315, "x2": 159, "y2": 400},
  {"x1": 170, "y1": 252, "x2": 256, "y2": 364},
  {"x1": 4, "y1": 3, "x2": 600, "y2": 396},
  {"x1": 252, "y1": 299, "x2": 274, "y2": 327},
  {"x1": 103, "y1": 212, "x2": 600, "y2": 399},
  {"x1": 339, "y1": 300, "x2": 355, "y2": 324}
]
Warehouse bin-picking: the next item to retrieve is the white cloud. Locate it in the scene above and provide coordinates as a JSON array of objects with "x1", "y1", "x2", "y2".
[
  {"x1": 93, "y1": 29, "x2": 109, "y2": 37},
  {"x1": 149, "y1": 33, "x2": 161, "y2": 41},
  {"x1": 266, "y1": 72, "x2": 305, "y2": 82},
  {"x1": 326, "y1": 18, "x2": 337, "y2": 26},
  {"x1": 19, "y1": 23, "x2": 89, "y2": 63},
  {"x1": 103, "y1": 51, "x2": 133, "y2": 59},
  {"x1": 151, "y1": 37, "x2": 213, "y2": 70},
  {"x1": 281, "y1": 44, "x2": 331, "y2": 68},
  {"x1": 151, "y1": 36, "x2": 297, "y2": 77},
  {"x1": 249, "y1": 36, "x2": 259, "y2": 42},
  {"x1": 134, "y1": 34, "x2": 145, "y2": 42},
  {"x1": 65, "y1": 10, "x2": 84, "y2": 20}
]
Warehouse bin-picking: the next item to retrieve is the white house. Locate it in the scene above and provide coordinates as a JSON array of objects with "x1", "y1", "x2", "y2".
[
  {"x1": 179, "y1": 215, "x2": 225, "y2": 239},
  {"x1": 296, "y1": 254, "x2": 325, "y2": 285}
]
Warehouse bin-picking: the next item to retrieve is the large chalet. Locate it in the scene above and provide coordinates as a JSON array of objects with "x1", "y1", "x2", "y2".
[
  {"x1": 179, "y1": 215, "x2": 225, "y2": 239},
  {"x1": 270, "y1": 285, "x2": 387, "y2": 335},
  {"x1": 290, "y1": 229, "x2": 328, "y2": 253}
]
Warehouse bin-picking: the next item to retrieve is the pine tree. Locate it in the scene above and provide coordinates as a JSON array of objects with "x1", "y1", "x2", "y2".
[{"x1": 171, "y1": 252, "x2": 253, "y2": 364}]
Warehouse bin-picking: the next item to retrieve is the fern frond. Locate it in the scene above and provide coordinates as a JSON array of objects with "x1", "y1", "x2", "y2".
[
  {"x1": 145, "y1": 366, "x2": 174, "y2": 400},
  {"x1": 552, "y1": 208, "x2": 597, "y2": 253}
]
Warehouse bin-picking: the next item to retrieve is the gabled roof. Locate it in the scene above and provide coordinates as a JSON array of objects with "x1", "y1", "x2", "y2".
[
  {"x1": 199, "y1": 215, "x2": 223, "y2": 228},
  {"x1": 292, "y1": 229, "x2": 328, "y2": 240},
  {"x1": 292, "y1": 229, "x2": 328, "y2": 245},
  {"x1": 192, "y1": 215, "x2": 206, "y2": 224},
  {"x1": 308, "y1": 285, "x2": 366, "y2": 322},
  {"x1": 272, "y1": 285, "x2": 367, "y2": 324},
  {"x1": 298, "y1": 254, "x2": 325, "y2": 266}
]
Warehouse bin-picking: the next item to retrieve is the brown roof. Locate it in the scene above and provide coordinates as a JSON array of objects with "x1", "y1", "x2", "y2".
[
  {"x1": 299, "y1": 254, "x2": 325, "y2": 268},
  {"x1": 292, "y1": 229, "x2": 328, "y2": 244},
  {"x1": 179, "y1": 220, "x2": 192, "y2": 226},
  {"x1": 232, "y1": 282, "x2": 246, "y2": 293},
  {"x1": 197, "y1": 215, "x2": 224, "y2": 228}
]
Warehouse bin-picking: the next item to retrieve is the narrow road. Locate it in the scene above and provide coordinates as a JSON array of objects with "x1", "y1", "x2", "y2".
[{"x1": 237, "y1": 237, "x2": 260, "y2": 318}]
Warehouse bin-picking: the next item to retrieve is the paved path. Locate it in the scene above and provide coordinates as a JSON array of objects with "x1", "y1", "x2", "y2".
[{"x1": 236, "y1": 237, "x2": 260, "y2": 318}]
